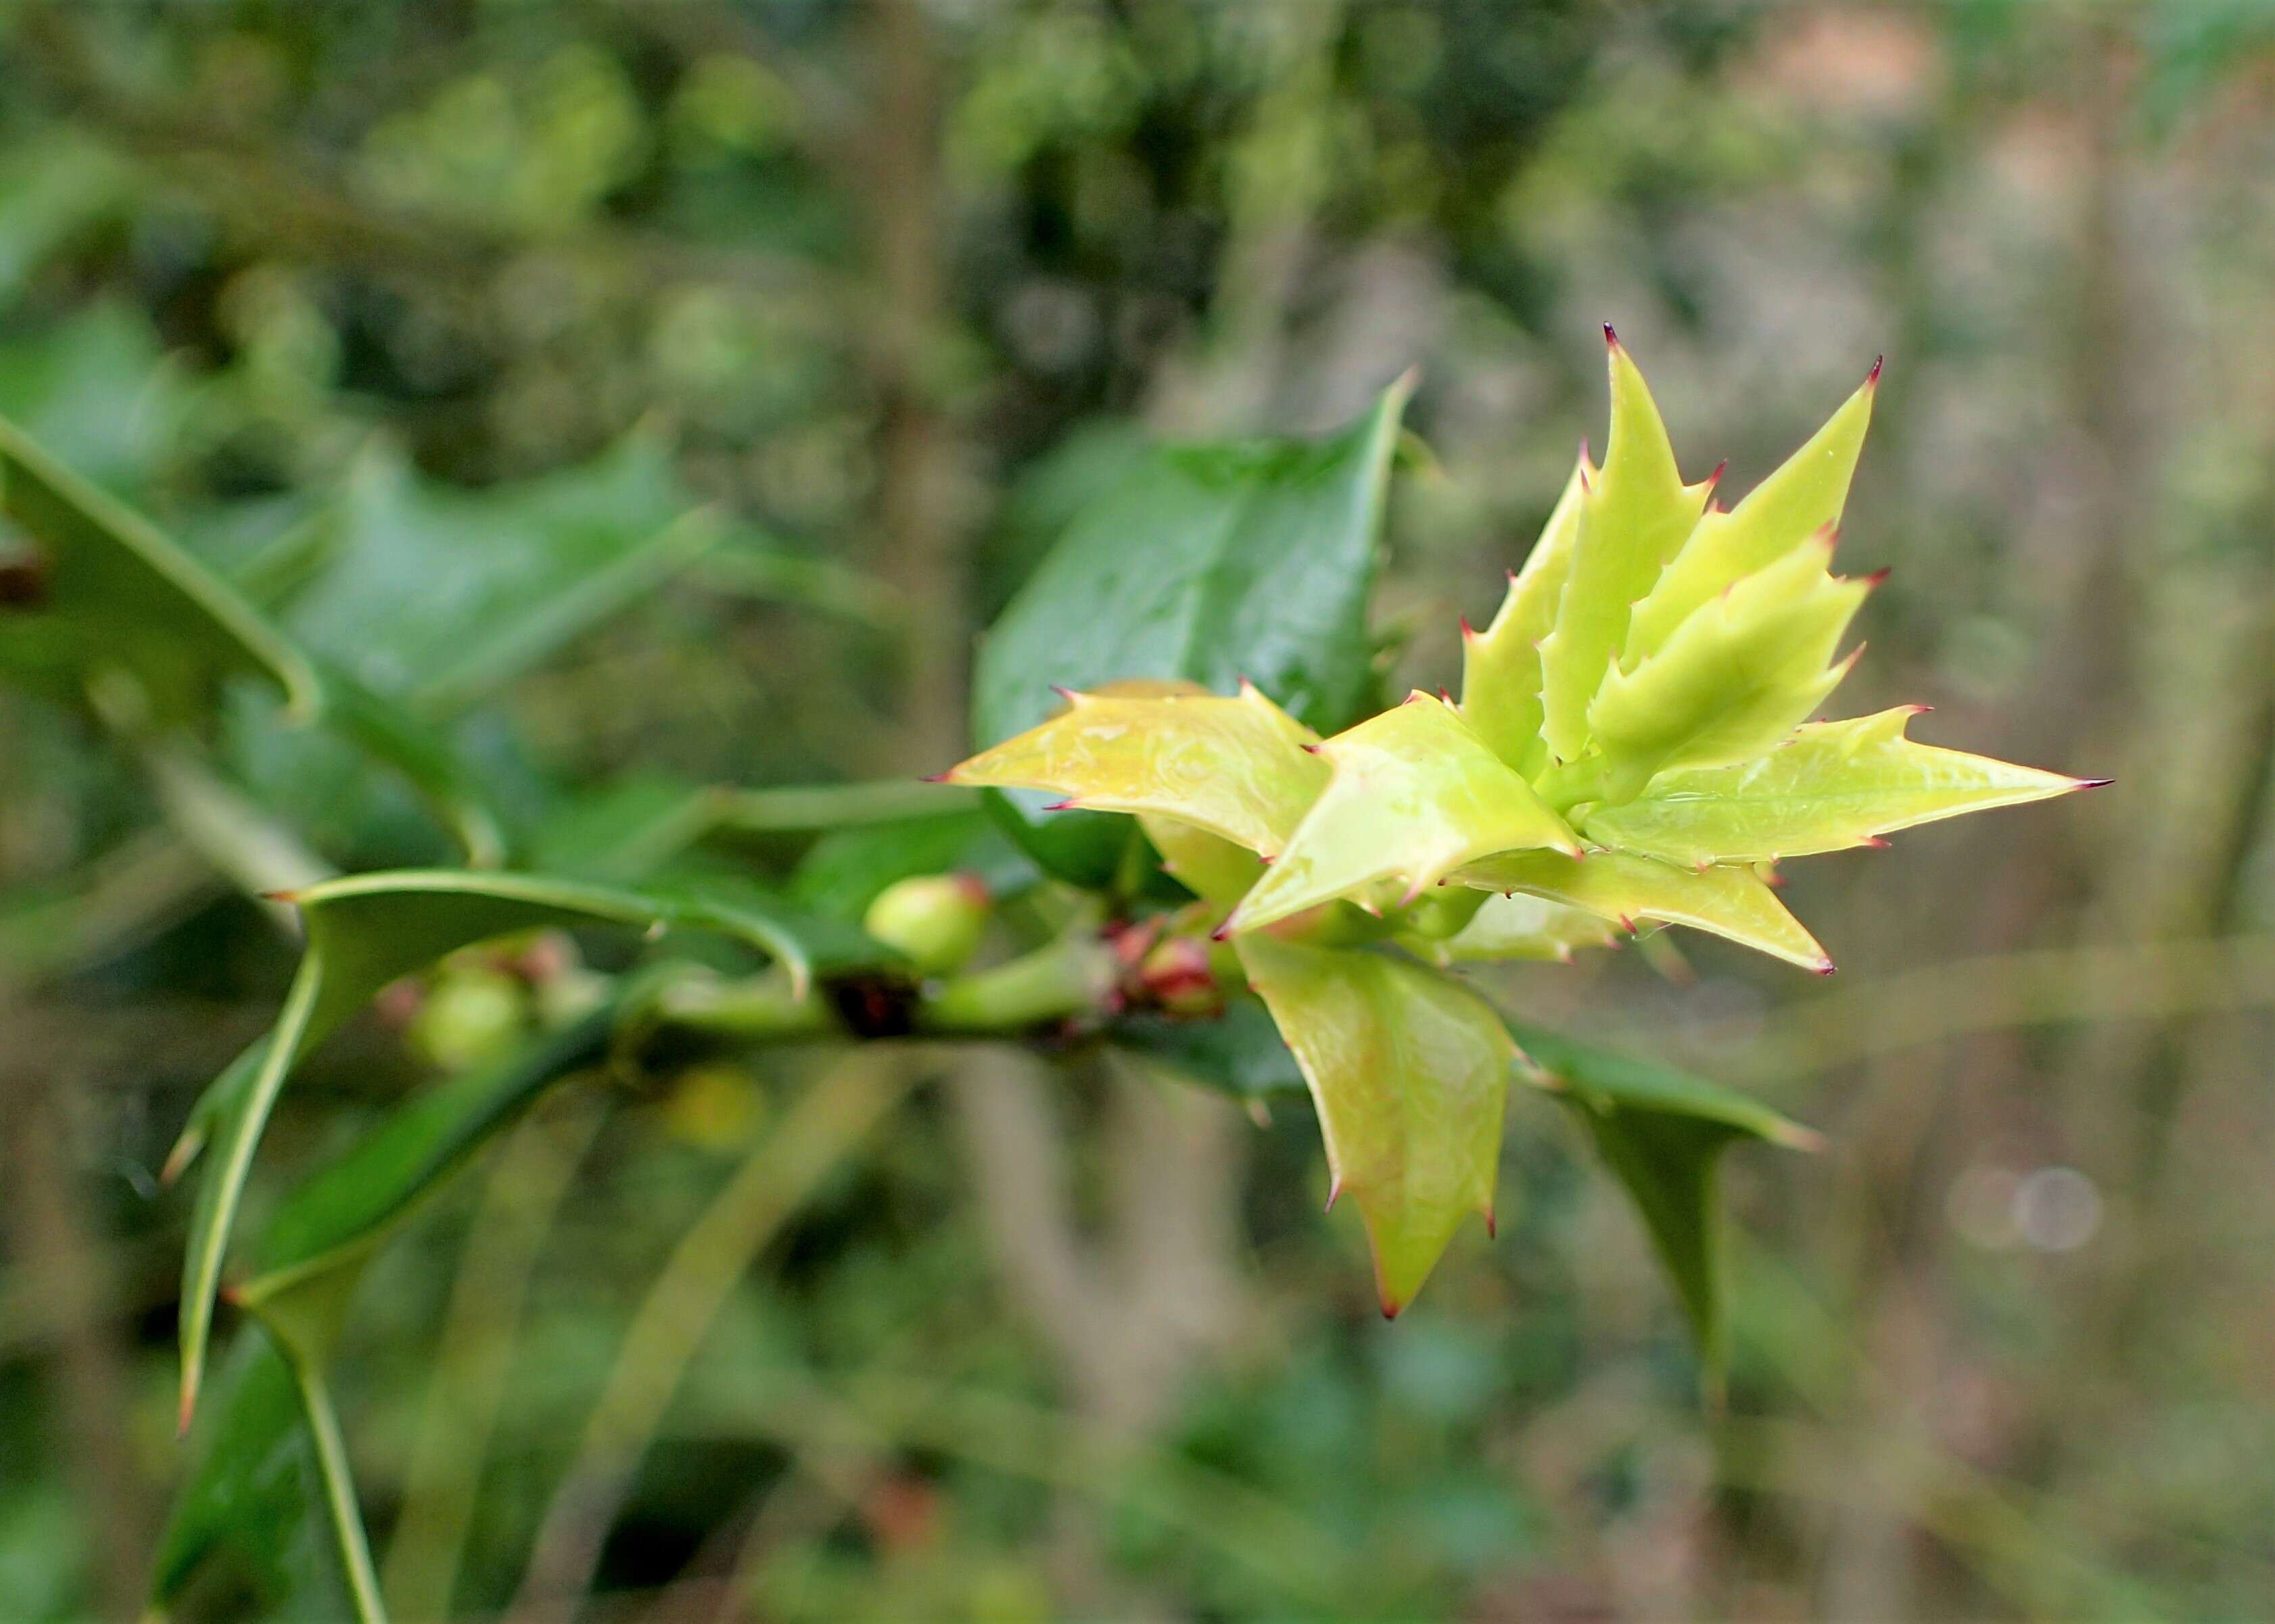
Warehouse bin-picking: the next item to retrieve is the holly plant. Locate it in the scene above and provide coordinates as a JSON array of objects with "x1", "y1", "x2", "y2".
[
  {"x1": 947, "y1": 329, "x2": 2092, "y2": 1322},
  {"x1": 0, "y1": 329, "x2": 2091, "y2": 1623}
]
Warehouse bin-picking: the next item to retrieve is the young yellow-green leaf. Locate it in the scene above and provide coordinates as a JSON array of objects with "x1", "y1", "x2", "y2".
[
  {"x1": 1455, "y1": 847, "x2": 1832, "y2": 972},
  {"x1": 1509, "y1": 1022, "x2": 1819, "y2": 1377},
  {"x1": 1400, "y1": 891, "x2": 1622, "y2": 966},
  {"x1": 1222, "y1": 694, "x2": 1580, "y2": 934},
  {"x1": 1459, "y1": 451, "x2": 1588, "y2": 776},
  {"x1": 1582, "y1": 707, "x2": 2095, "y2": 865},
  {"x1": 1586, "y1": 535, "x2": 1869, "y2": 803},
  {"x1": 1235, "y1": 934, "x2": 1514, "y2": 1314},
  {"x1": 1624, "y1": 362, "x2": 1879, "y2": 661},
  {"x1": 947, "y1": 681, "x2": 1327, "y2": 859},
  {"x1": 1537, "y1": 332, "x2": 1708, "y2": 763},
  {"x1": 1140, "y1": 814, "x2": 1269, "y2": 907},
  {"x1": 175, "y1": 870, "x2": 865, "y2": 1432}
]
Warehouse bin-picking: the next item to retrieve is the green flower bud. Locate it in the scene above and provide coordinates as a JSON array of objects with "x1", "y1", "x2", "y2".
[
  {"x1": 862, "y1": 873, "x2": 991, "y2": 976},
  {"x1": 408, "y1": 964, "x2": 530, "y2": 1072}
]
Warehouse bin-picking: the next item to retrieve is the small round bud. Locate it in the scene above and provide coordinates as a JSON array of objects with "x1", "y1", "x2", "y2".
[
  {"x1": 863, "y1": 873, "x2": 991, "y2": 976},
  {"x1": 1140, "y1": 935, "x2": 1221, "y2": 1018},
  {"x1": 408, "y1": 965, "x2": 530, "y2": 1071}
]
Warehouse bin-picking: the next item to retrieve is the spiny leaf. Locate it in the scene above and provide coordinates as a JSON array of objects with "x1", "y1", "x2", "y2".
[
  {"x1": 1223, "y1": 694, "x2": 1580, "y2": 934},
  {"x1": 947, "y1": 681, "x2": 1328, "y2": 859},
  {"x1": 1585, "y1": 535, "x2": 1870, "y2": 804},
  {"x1": 1624, "y1": 362, "x2": 1879, "y2": 661},
  {"x1": 174, "y1": 870, "x2": 867, "y2": 1430},
  {"x1": 1511, "y1": 1022, "x2": 1818, "y2": 1378},
  {"x1": 149, "y1": 1333, "x2": 359, "y2": 1623},
  {"x1": 1236, "y1": 934, "x2": 1514, "y2": 1314},
  {"x1": 1583, "y1": 707, "x2": 2096, "y2": 865},
  {"x1": 1140, "y1": 815, "x2": 1269, "y2": 907},
  {"x1": 0, "y1": 412, "x2": 322, "y2": 723},
  {"x1": 1537, "y1": 331, "x2": 1708, "y2": 763},
  {"x1": 971, "y1": 378, "x2": 1411, "y2": 884},
  {"x1": 1400, "y1": 891, "x2": 1622, "y2": 966},
  {"x1": 1459, "y1": 450, "x2": 1588, "y2": 776},
  {"x1": 1455, "y1": 846, "x2": 1832, "y2": 972}
]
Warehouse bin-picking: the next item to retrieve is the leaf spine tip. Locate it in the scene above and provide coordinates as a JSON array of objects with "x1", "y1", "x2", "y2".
[
  {"x1": 1380, "y1": 1295, "x2": 1403, "y2": 1320},
  {"x1": 1042, "y1": 799, "x2": 1075, "y2": 812},
  {"x1": 1049, "y1": 684, "x2": 1077, "y2": 701},
  {"x1": 1324, "y1": 1178, "x2": 1341, "y2": 1213},
  {"x1": 1862, "y1": 566, "x2": 1892, "y2": 588},
  {"x1": 920, "y1": 769, "x2": 955, "y2": 784},
  {"x1": 1866, "y1": 354, "x2": 1885, "y2": 387},
  {"x1": 2075, "y1": 776, "x2": 2115, "y2": 789},
  {"x1": 1300, "y1": 742, "x2": 1321, "y2": 754},
  {"x1": 1602, "y1": 321, "x2": 1620, "y2": 349},
  {"x1": 1483, "y1": 1203, "x2": 1498, "y2": 1239},
  {"x1": 1863, "y1": 835, "x2": 1892, "y2": 849},
  {"x1": 1459, "y1": 615, "x2": 1475, "y2": 639},
  {"x1": 1706, "y1": 458, "x2": 1728, "y2": 489},
  {"x1": 1437, "y1": 688, "x2": 1453, "y2": 704},
  {"x1": 1814, "y1": 958, "x2": 1837, "y2": 976},
  {"x1": 260, "y1": 888, "x2": 301, "y2": 904},
  {"x1": 1904, "y1": 702, "x2": 1933, "y2": 715}
]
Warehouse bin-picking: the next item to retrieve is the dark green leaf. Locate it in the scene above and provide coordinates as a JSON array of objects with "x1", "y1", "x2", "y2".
[
  {"x1": 1509, "y1": 1022, "x2": 1818, "y2": 1378},
  {"x1": 970, "y1": 378, "x2": 1411, "y2": 883},
  {"x1": 1114, "y1": 995, "x2": 1308, "y2": 1102},
  {"x1": 279, "y1": 433, "x2": 716, "y2": 712},
  {"x1": 149, "y1": 1333, "x2": 356, "y2": 1623},
  {"x1": 174, "y1": 868, "x2": 864, "y2": 1427},
  {"x1": 0, "y1": 411, "x2": 321, "y2": 723}
]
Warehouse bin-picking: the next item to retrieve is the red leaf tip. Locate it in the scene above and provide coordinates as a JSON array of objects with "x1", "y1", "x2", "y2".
[
  {"x1": 1602, "y1": 321, "x2": 1620, "y2": 350},
  {"x1": 2075, "y1": 776, "x2": 2115, "y2": 790},
  {"x1": 1866, "y1": 354, "x2": 1885, "y2": 387}
]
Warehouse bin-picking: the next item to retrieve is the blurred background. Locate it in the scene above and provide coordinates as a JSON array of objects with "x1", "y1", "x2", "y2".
[{"x1": 5, "y1": 1, "x2": 2275, "y2": 1619}]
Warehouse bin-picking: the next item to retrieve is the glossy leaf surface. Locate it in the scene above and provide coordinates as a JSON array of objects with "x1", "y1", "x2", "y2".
[
  {"x1": 1512, "y1": 1023, "x2": 1817, "y2": 1373},
  {"x1": 1225, "y1": 694, "x2": 1580, "y2": 934},
  {"x1": 1456, "y1": 847, "x2": 1831, "y2": 972},
  {"x1": 1459, "y1": 452, "x2": 1587, "y2": 775},
  {"x1": 1582, "y1": 707, "x2": 2090, "y2": 865},
  {"x1": 1624, "y1": 366, "x2": 1878, "y2": 659},
  {"x1": 1587, "y1": 537, "x2": 1868, "y2": 803},
  {"x1": 1537, "y1": 335, "x2": 1706, "y2": 763},
  {"x1": 970, "y1": 379, "x2": 1410, "y2": 882},
  {"x1": 949, "y1": 682, "x2": 1327, "y2": 857},
  {"x1": 1236, "y1": 934, "x2": 1514, "y2": 1314}
]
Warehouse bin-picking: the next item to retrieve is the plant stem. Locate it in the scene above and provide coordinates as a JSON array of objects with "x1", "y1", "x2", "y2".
[
  {"x1": 917, "y1": 932, "x2": 1121, "y2": 1034},
  {"x1": 284, "y1": 1341, "x2": 390, "y2": 1624}
]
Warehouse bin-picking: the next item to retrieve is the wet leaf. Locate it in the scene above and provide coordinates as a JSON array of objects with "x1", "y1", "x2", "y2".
[{"x1": 1236, "y1": 934, "x2": 1515, "y2": 1315}]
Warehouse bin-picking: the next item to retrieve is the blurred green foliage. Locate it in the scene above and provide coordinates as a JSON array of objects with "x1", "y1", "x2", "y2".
[{"x1": 6, "y1": 3, "x2": 2275, "y2": 1622}]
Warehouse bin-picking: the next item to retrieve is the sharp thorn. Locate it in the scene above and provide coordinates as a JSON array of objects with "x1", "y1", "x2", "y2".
[
  {"x1": 1602, "y1": 321, "x2": 1620, "y2": 350},
  {"x1": 2075, "y1": 777, "x2": 2115, "y2": 789},
  {"x1": 1866, "y1": 354, "x2": 1885, "y2": 387}
]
